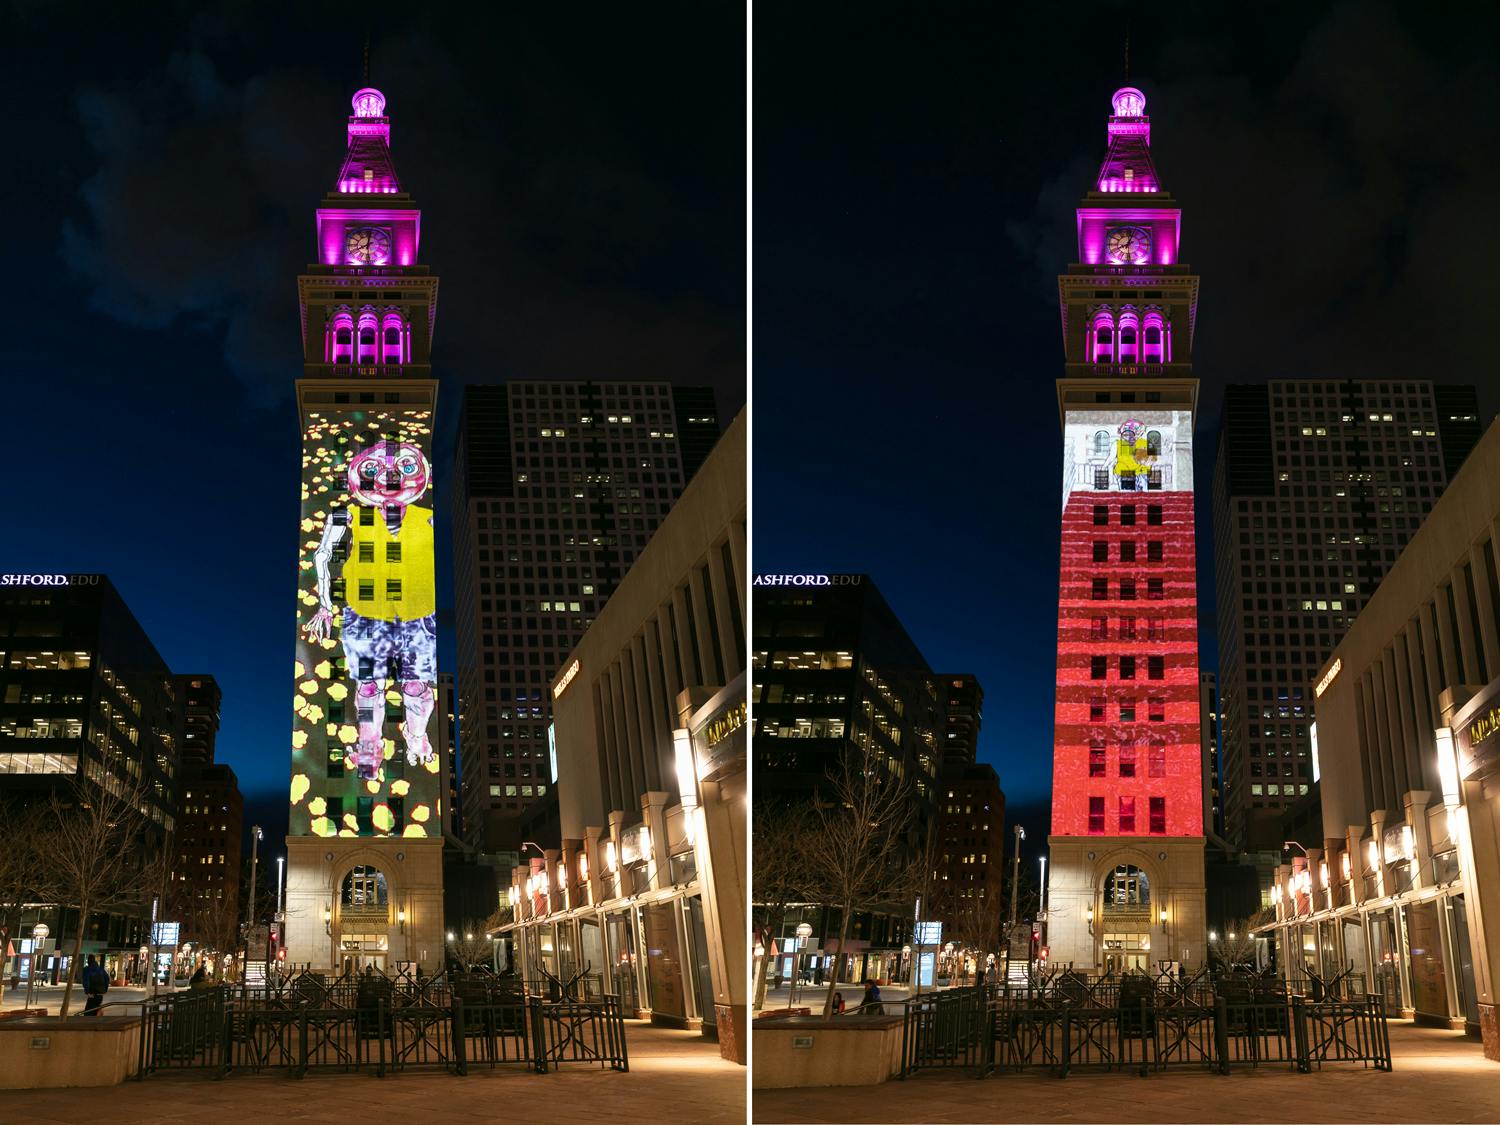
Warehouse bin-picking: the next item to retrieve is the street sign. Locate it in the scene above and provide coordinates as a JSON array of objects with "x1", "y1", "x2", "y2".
[
  {"x1": 150, "y1": 922, "x2": 179, "y2": 947},
  {"x1": 914, "y1": 921, "x2": 942, "y2": 946},
  {"x1": 31, "y1": 923, "x2": 48, "y2": 941}
]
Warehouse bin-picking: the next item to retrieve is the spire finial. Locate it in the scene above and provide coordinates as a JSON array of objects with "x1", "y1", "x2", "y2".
[
  {"x1": 363, "y1": 33, "x2": 371, "y2": 85},
  {"x1": 1124, "y1": 21, "x2": 1130, "y2": 80}
]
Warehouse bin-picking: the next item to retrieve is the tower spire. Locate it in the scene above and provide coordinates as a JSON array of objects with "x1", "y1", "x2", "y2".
[
  {"x1": 1124, "y1": 21, "x2": 1130, "y2": 80},
  {"x1": 363, "y1": 32, "x2": 370, "y2": 86}
]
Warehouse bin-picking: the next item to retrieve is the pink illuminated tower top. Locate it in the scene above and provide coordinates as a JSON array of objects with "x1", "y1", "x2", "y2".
[
  {"x1": 1097, "y1": 85, "x2": 1158, "y2": 194},
  {"x1": 339, "y1": 86, "x2": 401, "y2": 195}
]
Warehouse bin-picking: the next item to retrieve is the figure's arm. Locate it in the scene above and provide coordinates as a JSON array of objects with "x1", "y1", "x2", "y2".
[
  {"x1": 313, "y1": 511, "x2": 350, "y2": 612},
  {"x1": 305, "y1": 511, "x2": 349, "y2": 640}
]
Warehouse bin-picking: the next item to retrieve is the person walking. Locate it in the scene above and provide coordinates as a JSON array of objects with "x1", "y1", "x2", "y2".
[
  {"x1": 861, "y1": 979, "x2": 884, "y2": 1015},
  {"x1": 81, "y1": 955, "x2": 109, "y2": 1016}
]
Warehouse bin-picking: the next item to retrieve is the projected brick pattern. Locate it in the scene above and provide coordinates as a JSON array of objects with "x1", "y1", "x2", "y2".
[{"x1": 1052, "y1": 488, "x2": 1201, "y2": 837}]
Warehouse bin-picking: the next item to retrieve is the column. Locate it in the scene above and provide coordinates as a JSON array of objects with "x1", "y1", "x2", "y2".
[
  {"x1": 697, "y1": 771, "x2": 747, "y2": 1063},
  {"x1": 583, "y1": 825, "x2": 605, "y2": 907},
  {"x1": 640, "y1": 791, "x2": 671, "y2": 893},
  {"x1": 1405, "y1": 790, "x2": 1434, "y2": 892},
  {"x1": 1469, "y1": 543, "x2": 1500, "y2": 678}
]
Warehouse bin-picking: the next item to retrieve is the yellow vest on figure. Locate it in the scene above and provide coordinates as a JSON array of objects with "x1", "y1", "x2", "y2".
[{"x1": 341, "y1": 505, "x2": 436, "y2": 620}]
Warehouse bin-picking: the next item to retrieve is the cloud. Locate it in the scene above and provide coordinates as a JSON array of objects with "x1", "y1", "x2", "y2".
[
  {"x1": 1005, "y1": 2, "x2": 1500, "y2": 410},
  {"x1": 58, "y1": 25, "x2": 745, "y2": 410}
]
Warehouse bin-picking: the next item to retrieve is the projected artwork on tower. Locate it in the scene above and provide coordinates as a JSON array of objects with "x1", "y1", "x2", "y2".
[
  {"x1": 1053, "y1": 410, "x2": 1202, "y2": 838},
  {"x1": 289, "y1": 408, "x2": 441, "y2": 838}
]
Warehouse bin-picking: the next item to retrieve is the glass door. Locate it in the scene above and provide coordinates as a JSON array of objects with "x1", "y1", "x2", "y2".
[
  {"x1": 605, "y1": 909, "x2": 641, "y2": 1010},
  {"x1": 580, "y1": 916, "x2": 606, "y2": 999},
  {"x1": 685, "y1": 894, "x2": 716, "y2": 1028}
]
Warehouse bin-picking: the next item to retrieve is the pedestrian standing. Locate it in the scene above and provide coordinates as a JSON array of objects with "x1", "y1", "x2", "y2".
[
  {"x1": 81, "y1": 954, "x2": 109, "y2": 1015},
  {"x1": 861, "y1": 979, "x2": 884, "y2": 1015},
  {"x1": 832, "y1": 990, "x2": 846, "y2": 1015}
]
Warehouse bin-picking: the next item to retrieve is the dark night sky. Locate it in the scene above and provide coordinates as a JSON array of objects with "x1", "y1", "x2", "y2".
[
  {"x1": 6, "y1": 1, "x2": 744, "y2": 849},
  {"x1": 753, "y1": 1, "x2": 1500, "y2": 845}
]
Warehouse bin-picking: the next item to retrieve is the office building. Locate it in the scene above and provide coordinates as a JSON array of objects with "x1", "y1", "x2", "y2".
[
  {"x1": 171, "y1": 763, "x2": 244, "y2": 950},
  {"x1": 1046, "y1": 87, "x2": 1207, "y2": 974},
  {"x1": 283, "y1": 86, "x2": 446, "y2": 972},
  {"x1": 753, "y1": 573, "x2": 943, "y2": 984},
  {"x1": 0, "y1": 573, "x2": 181, "y2": 981},
  {"x1": 452, "y1": 382, "x2": 720, "y2": 851},
  {"x1": 1200, "y1": 671, "x2": 1224, "y2": 841},
  {"x1": 1266, "y1": 417, "x2": 1500, "y2": 1058},
  {"x1": 932, "y1": 761, "x2": 1006, "y2": 938},
  {"x1": 175, "y1": 674, "x2": 221, "y2": 769},
  {"x1": 1213, "y1": 380, "x2": 1482, "y2": 850},
  {"x1": 939, "y1": 674, "x2": 983, "y2": 764},
  {"x1": 502, "y1": 410, "x2": 746, "y2": 1062}
]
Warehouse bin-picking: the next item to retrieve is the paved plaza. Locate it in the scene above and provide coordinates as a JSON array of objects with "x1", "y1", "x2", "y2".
[
  {"x1": 0, "y1": 1020, "x2": 745, "y2": 1124},
  {"x1": 752, "y1": 1021, "x2": 1500, "y2": 1124}
]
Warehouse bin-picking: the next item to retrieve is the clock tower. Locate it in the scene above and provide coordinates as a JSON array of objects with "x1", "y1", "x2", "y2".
[
  {"x1": 1045, "y1": 87, "x2": 1207, "y2": 974},
  {"x1": 283, "y1": 87, "x2": 445, "y2": 974}
]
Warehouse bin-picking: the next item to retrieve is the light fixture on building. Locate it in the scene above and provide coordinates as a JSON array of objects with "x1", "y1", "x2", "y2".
[
  {"x1": 1209, "y1": 930, "x2": 1218, "y2": 942},
  {"x1": 1435, "y1": 726, "x2": 1461, "y2": 806},
  {"x1": 1086, "y1": 904, "x2": 1094, "y2": 935},
  {"x1": 673, "y1": 728, "x2": 699, "y2": 845},
  {"x1": 323, "y1": 905, "x2": 332, "y2": 934},
  {"x1": 398, "y1": 906, "x2": 407, "y2": 933},
  {"x1": 1402, "y1": 825, "x2": 1415, "y2": 862},
  {"x1": 1368, "y1": 840, "x2": 1379, "y2": 870},
  {"x1": 579, "y1": 853, "x2": 589, "y2": 883},
  {"x1": 1271, "y1": 883, "x2": 1281, "y2": 904},
  {"x1": 1318, "y1": 862, "x2": 1328, "y2": 888},
  {"x1": 1341, "y1": 852, "x2": 1351, "y2": 880},
  {"x1": 605, "y1": 841, "x2": 618, "y2": 872}
]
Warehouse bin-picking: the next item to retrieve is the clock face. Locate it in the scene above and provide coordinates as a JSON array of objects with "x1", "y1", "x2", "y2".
[
  {"x1": 345, "y1": 227, "x2": 393, "y2": 266},
  {"x1": 1106, "y1": 226, "x2": 1151, "y2": 265}
]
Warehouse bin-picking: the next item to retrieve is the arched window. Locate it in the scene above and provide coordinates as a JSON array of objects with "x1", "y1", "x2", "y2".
[
  {"x1": 1116, "y1": 312, "x2": 1140, "y2": 364},
  {"x1": 1146, "y1": 430, "x2": 1162, "y2": 457},
  {"x1": 330, "y1": 313, "x2": 354, "y2": 364},
  {"x1": 356, "y1": 312, "x2": 379, "y2": 364},
  {"x1": 1142, "y1": 311, "x2": 1166, "y2": 363},
  {"x1": 342, "y1": 865, "x2": 388, "y2": 908},
  {"x1": 1103, "y1": 864, "x2": 1150, "y2": 908},
  {"x1": 1093, "y1": 430, "x2": 1111, "y2": 457},
  {"x1": 382, "y1": 315, "x2": 404, "y2": 365}
]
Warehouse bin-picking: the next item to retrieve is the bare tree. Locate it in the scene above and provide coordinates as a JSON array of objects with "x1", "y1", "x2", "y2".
[
  {"x1": 1209, "y1": 908, "x2": 1273, "y2": 971},
  {"x1": 448, "y1": 914, "x2": 501, "y2": 971},
  {"x1": 0, "y1": 800, "x2": 56, "y2": 983},
  {"x1": 47, "y1": 776, "x2": 169, "y2": 1016},
  {"x1": 802, "y1": 753, "x2": 922, "y2": 1018},
  {"x1": 948, "y1": 894, "x2": 1003, "y2": 983},
  {"x1": 750, "y1": 799, "x2": 812, "y2": 1010}
]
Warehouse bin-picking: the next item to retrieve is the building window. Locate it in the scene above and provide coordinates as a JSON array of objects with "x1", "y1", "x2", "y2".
[
  {"x1": 1120, "y1": 579, "x2": 1136, "y2": 601},
  {"x1": 1147, "y1": 504, "x2": 1162, "y2": 526},
  {"x1": 1148, "y1": 656, "x2": 1164, "y2": 680},
  {"x1": 1088, "y1": 797, "x2": 1105, "y2": 834},
  {"x1": 1091, "y1": 656, "x2": 1108, "y2": 680},
  {"x1": 1147, "y1": 469, "x2": 1163, "y2": 490},
  {"x1": 1119, "y1": 742, "x2": 1136, "y2": 777},
  {"x1": 1120, "y1": 504, "x2": 1136, "y2": 526},
  {"x1": 1147, "y1": 541, "x2": 1163, "y2": 562},
  {"x1": 1093, "y1": 541, "x2": 1109, "y2": 562},
  {"x1": 1120, "y1": 541, "x2": 1136, "y2": 563},
  {"x1": 1118, "y1": 796, "x2": 1136, "y2": 833},
  {"x1": 1095, "y1": 468, "x2": 1110, "y2": 490},
  {"x1": 358, "y1": 542, "x2": 375, "y2": 563},
  {"x1": 1092, "y1": 578, "x2": 1108, "y2": 600},
  {"x1": 358, "y1": 580, "x2": 375, "y2": 602},
  {"x1": 1089, "y1": 745, "x2": 1106, "y2": 777},
  {"x1": 386, "y1": 579, "x2": 402, "y2": 602},
  {"x1": 1089, "y1": 698, "x2": 1106, "y2": 722},
  {"x1": 1149, "y1": 796, "x2": 1166, "y2": 834},
  {"x1": 1120, "y1": 656, "x2": 1136, "y2": 680},
  {"x1": 1119, "y1": 700, "x2": 1136, "y2": 722},
  {"x1": 1120, "y1": 472, "x2": 1136, "y2": 491},
  {"x1": 1147, "y1": 578, "x2": 1164, "y2": 600},
  {"x1": 1118, "y1": 616, "x2": 1137, "y2": 641},
  {"x1": 1149, "y1": 742, "x2": 1166, "y2": 778},
  {"x1": 1148, "y1": 697, "x2": 1165, "y2": 722},
  {"x1": 1093, "y1": 505, "x2": 1109, "y2": 526},
  {"x1": 1090, "y1": 616, "x2": 1108, "y2": 641}
]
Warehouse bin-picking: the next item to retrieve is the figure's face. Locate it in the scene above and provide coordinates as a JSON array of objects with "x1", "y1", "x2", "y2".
[{"x1": 348, "y1": 441, "x2": 431, "y2": 508}]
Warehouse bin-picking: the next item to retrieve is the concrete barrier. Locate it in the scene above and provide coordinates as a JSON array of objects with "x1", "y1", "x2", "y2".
[
  {"x1": 0, "y1": 1014, "x2": 143, "y2": 1089},
  {"x1": 752, "y1": 1014, "x2": 905, "y2": 1089}
]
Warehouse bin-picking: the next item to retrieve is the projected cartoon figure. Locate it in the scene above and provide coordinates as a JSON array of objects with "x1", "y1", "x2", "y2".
[
  {"x1": 305, "y1": 440, "x2": 437, "y2": 781},
  {"x1": 1114, "y1": 420, "x2": 1158, "y2": 488}
]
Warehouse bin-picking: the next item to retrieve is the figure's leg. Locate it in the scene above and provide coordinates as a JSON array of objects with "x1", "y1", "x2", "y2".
[
  {"x1": 354, "y1": 680, "x2": 385, "y2": 780},
  {"x1": 400, "y1": 680, "x2": 435, "y2": 765}
]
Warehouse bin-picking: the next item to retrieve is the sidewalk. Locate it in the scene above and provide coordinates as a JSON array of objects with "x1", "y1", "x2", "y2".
[
  {"x1": 759, "y1": 981, "x2": 963, "y2": 1012},
  {"x1": 752, "y1": 1020, "x2": 1499, "y2": 1124},
  {"x1": 3, "y1": 983, "x2": 150, "y2": 1014},
  {"x1": 0, "y1": 1019, "x2": 744, "y2": 1123}
]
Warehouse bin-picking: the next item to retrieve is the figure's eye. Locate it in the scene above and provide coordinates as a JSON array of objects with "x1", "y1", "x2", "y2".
[
  {"x1": 361, "y1": 462, "x2": 378, "y2": 478},
  {"x1": 398, "y1": 460, "x2": 418, "y2": 476}
]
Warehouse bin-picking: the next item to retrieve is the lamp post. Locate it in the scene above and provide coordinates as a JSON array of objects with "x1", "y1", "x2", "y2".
[
  {"x1": 1008, "y1": 825, "x2": 1025, "y2": 954},
  {"x1": 246, "y1": 826, "x2": 263, "y2": 976},
  {"x1": 1038, "y1": 854, "x2": 1048, "y2": 961},
  {"x1": 790, "y1": 921, "x2": 813, "y2": 1007}
]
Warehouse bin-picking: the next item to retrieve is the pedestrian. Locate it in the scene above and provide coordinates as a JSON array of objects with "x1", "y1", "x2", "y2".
[
  {"x1": 81, "y1": 954, "x2": 109, "y2": 1015},
  {"x1": 189, "y1": 962, "x2": 208, "y2": 989},
  {"x1": 832, "y1": 990, "x2": 846, "y2": 1015},
  {"x1": 861, "y1": 979, "x2": 883, "y2": 1015}
]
